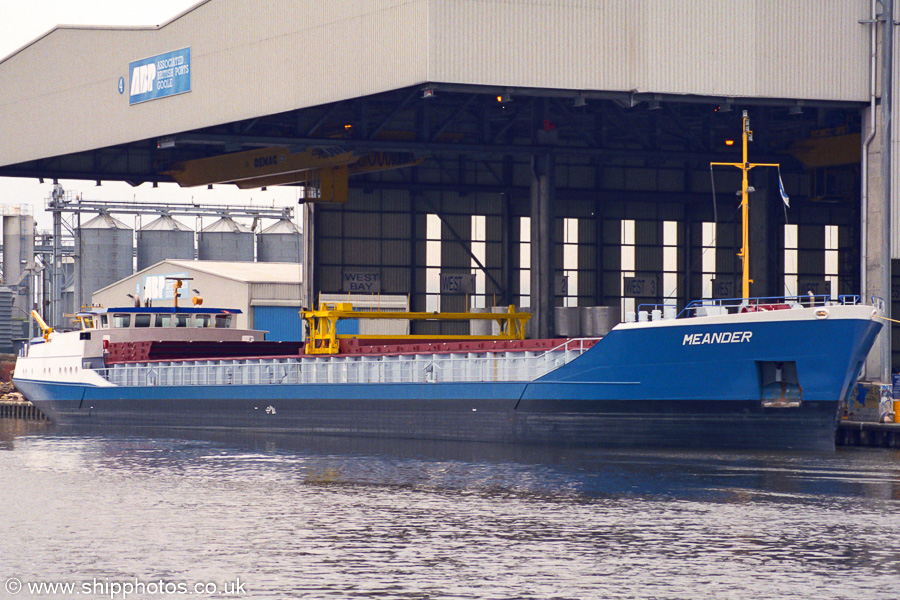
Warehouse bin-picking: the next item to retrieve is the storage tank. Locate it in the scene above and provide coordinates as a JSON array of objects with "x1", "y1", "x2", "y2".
[
  {"x1": 2, "y1": 212, "x2": 35, "y2": 317},
  {"x1": 257, "y1": 219, "x2": 302, "y2": 263},
  {"x1": 137, "y1": 215, "x2": 195, "y2": 270},
  {"x1": 580, "y1": 306, "x2": 621, "y2": 337},
  {"x1": 198, "y1": 217, "x2": 254, "y2": 262},
  {"x1": 554, "y1": 306, "x2": 581, "y2": 337},
  {"x1": 75, "y1": 213, "x2": 133, "y2": 310}
]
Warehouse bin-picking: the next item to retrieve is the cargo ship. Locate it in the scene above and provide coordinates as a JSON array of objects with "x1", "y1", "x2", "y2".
[
  {"x1": 10, "y1": 294, "x2": 883, "y2": 451},
  {"x1": 11, "y1": 113, "x2": 885, "y2": 450}
]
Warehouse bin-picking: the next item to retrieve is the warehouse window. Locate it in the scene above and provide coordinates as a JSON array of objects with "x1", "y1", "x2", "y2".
[
  {"x1": 620, "y1": 219, "x2": 635, "y2": 317},
  {"x1": 562, "y1": 218, "x2": 579, "y2": 307},
  {"x1": 471, "y1": 215, "x2": 486, "y2": 309},
  {"x1": 426, "y1": 214, "x2": 441, "y2": 312},
  {"x1": 663, "y1": 221, "x2": 678, "y2": 303},
  {"x1": 701, "y1": 222, "x2": 716, "y2": 298},
  {"x1": 784, "y1": 224, "x2": 798, "y2": 296},
  {"x1": 519, "y1": 217, "x2": 530, "y2": 308},
  {"x1": 825, "y1": 225, "x2": 839, "y2": 300}
]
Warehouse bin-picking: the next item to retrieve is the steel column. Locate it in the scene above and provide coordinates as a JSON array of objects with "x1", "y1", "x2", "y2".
[{"x1": 531, "y1": 153, "x2": 554, "y2": 338}]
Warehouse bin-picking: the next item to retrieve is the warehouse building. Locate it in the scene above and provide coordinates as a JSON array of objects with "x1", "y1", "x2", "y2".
[
  {"x1": 91, "y1": 260, "x2": 304, "y2": 341},
  {"x1": 0, "y1": 0, "x2": 897, "y2": 377}
]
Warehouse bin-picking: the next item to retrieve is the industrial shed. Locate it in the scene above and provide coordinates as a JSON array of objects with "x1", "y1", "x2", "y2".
[
  {"x1": 1, "y1": 0, "x2": 898, "y2": 377},
  {"x1": 91, "y1": 260, "x2": 304, "y2": 341}
]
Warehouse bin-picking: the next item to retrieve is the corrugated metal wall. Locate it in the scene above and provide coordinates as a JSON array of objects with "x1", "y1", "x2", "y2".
[
  {"x1": 0, "y1": 0, "x2": 872, "y2": 167},
  {"x1": 252, "y1": 305, "x2": 304, "y2": 342},
  {"x1": 317, "y1": 188, "x2": 415, "y2": 295},
  {"x1": 891, "y1": 23, "x2": 900, "y2": 257},
  {"x1": 428, "y1": 0, "x2": 868, "y2": 101},
  {"x1": 249, "y1": 284, "x2": 303, "y2": 301}
]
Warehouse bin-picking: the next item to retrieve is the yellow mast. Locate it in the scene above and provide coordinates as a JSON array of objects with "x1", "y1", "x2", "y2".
[{"x1": 710, "y1": 111, "x2": 780, "y2": 300}]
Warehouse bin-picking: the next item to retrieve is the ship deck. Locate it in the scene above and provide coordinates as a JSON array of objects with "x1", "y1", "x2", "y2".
[{"x1": 100, "y1": 338, "x2": 601, "y2": 387}]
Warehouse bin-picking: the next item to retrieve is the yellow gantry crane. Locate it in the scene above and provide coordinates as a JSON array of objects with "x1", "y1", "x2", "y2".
[
  {"x1": 300, "y1": 303, "x2": 531, "y2": 355},
  {"x1": 710, "y1": 111, "x2": 781, "y2": 300}
]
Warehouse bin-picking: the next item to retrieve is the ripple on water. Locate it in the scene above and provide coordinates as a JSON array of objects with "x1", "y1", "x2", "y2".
[{"x1": 1, "y1": 423, "x2": 899, "y2": 600}]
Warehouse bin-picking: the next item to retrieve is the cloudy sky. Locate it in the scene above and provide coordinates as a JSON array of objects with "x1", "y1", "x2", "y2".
[{"x1": 0, "y1": 0, "x2": 301, "y2": 230}]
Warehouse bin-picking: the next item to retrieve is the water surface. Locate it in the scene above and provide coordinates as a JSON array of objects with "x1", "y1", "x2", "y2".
[{"x1": 2, "y1": 420, "x2": 899, "y2": 599}]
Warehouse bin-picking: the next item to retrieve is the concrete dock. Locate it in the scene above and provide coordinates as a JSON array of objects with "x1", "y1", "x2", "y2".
[{"x1": 837, "y1": 420, "x2": 900, "y2": 449}]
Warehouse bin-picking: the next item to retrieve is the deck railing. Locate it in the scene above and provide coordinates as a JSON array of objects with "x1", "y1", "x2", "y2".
[
  {"x1": 678, "y1": 294, "x2": 865, "y2": 318},
  {"x1": 96, "y1": 338, "x2": 597, "y2": 387}
]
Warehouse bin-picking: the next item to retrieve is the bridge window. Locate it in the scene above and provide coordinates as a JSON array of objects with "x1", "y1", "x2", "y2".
[
  {"x1": 134, "y1": 314, "x2": 152, "y2": 328},
  {"x1": 155, "y1": 314, "x2": 173, "y2": 328},
  {"x1": 112, "y1": 314, "x2": 131, "y2": 328},
  {"x1": 215, "y1": 314, "x2": 233, "y2": 328},
  {"x1": 195, "y1": 314, "x2": 211, "y2": 328},
  {"x1": 175, "y1": 314, "x2": 191, "y2": 328}
]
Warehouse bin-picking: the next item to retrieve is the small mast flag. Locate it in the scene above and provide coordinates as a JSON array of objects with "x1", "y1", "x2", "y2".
[{"x1": 777, "y1": 169, "x2": 790, "y2": 208}]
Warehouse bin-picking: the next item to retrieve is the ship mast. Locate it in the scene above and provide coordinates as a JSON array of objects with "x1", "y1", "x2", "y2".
[{"x1": 711, "y1": 111, "x2": 780, "y2": 300}]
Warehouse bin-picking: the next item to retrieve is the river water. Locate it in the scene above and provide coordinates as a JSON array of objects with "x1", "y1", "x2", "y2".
[{"x1": 2, "y1": 419, "x2": 899, "y2": 600}]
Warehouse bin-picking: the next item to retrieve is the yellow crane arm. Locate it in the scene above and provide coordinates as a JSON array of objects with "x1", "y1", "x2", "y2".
[{"x1": 31, "y1": 310, "x2": 53, "y2": 341}]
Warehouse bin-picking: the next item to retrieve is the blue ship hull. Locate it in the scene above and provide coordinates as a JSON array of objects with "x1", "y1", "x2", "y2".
[
  {"x1": 15, "y1": 305, "x2": 883, "y2": 451},
  {"x1": 17, "y1": 381, "x2": 841, "y2": 450}
]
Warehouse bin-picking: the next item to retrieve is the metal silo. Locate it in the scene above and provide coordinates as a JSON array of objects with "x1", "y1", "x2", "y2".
[
  {"x1": 137, "y1": 215, "x2": 195, "y2": 270},
  {"x1": 198, "y1": 217, "x2": 254, "y2": 262},
  {"x1": 75, "y1": 213, "x2": 133, "y2": 310},
  {"x1": 257, "y1": 219, "x2": 302, "y2": 263}
]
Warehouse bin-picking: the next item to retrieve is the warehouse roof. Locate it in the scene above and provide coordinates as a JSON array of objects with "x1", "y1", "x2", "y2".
[{"x1": 163, "y1": 260, "x2": 301, "y2": 285}]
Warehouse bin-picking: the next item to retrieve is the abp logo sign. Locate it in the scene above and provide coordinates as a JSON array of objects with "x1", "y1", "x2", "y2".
[{"x1": 128, "y1": 48, "x2": 191, "y2": 105}]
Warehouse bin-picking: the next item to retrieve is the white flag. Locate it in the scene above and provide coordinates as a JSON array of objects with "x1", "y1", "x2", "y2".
[{"x1": 778, "y1": 171, "x2": 790, "y2": 208}]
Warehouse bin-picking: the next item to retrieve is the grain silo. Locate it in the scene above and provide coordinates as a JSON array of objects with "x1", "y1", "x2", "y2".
[
  {"x1": 137, "y1": 215, "x2": 195, "y2": 270},
  {"x1": 75, "y1": 213, "x2": 133, "y2": 310},
  {"x1": 198, "y1": 217, "x2": 254, "y2": 262},
  {"x1": 257, "y1": 219, "x2": 302, "y2": 263}
]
